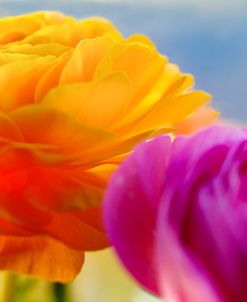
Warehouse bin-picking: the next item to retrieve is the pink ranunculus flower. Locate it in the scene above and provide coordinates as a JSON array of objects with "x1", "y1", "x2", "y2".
[{"x1": 104, "y1": 125, "x2": 247, "y2": 302}]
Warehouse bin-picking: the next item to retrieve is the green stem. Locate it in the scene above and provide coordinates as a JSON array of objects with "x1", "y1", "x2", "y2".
[{"x1": 53, "y1": 283, "x2": 71, "y2": 302}]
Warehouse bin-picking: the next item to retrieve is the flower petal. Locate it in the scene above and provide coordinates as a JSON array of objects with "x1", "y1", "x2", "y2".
[
  {"x1": 0, "y1": 11, "x2": 64, "y2": 44},
  {"x1": 112, "y1": 64, "x2": 194, "y2": 133},
  {"x1": 46, "y1": 212, "x2": 108, "y2": 250},
  {"x1": 0, "y1": 111, "x2": 23, "y2": 141},
  {"x1": 43, "y1": 73, "x2": 132, "y2": 129},
  {"x1": 95, "y1": 43, "x2": 166, "y2": 105},
  {"x1": 156, "y1": 217, "x2": 223, "y2": 302},
  {"x1": 21, "y1": 18, "x2": 81, "y2": 46},
  {"x1": 126, "y1": 34, "x2": 156, "y2": 49},
  {"x1": 4, "y1": 42, "x2": 71, "y2": 57},
  {"x1": 0, "y1": 235, "x2": 84, "y2": 282},
  {"x1": 104, "y1": 136, "x2": 173, "y2": 294},
  {"x1": 174, "y1": 106, "x2": 219, "y2": 134},
  {"x1": 10, "y1": 105, "x2": 115, "y2": 158},
  {"x1": 0, "y1": 56, "x2": 55, "y2": 111},
  {"x1": 78, "y1": 17, "x2": 122, "y2": 42},
  {"x1": 25, "y1": 167, "x2": 107, "y2": 211},
  {"x1": 129, "y1": 91, "x2": 211, "y2": 133},
  {"x1": 77, "y1": 127, "x2": 172, "y2": 167},
  {"x1": 35, "y1": 52, "x2": 71, "y2": 103},
  {"x1": 59, "y1": 37, "x2": 114, "y2": 84}
]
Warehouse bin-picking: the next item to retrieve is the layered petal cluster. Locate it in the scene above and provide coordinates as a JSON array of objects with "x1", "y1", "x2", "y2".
[
  {"x1": 104, "y1": 126, "x2": 247, "y2": 302},
  {"x1": 0, "y1": 11, "x2": 215, "y2": 281}
]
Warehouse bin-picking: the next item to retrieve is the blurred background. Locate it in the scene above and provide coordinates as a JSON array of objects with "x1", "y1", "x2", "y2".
[{"x1": 0, "y1": 0, "x2": 246, "y2": 301}]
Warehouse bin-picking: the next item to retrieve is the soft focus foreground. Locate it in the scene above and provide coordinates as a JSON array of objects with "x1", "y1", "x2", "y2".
[
  {"x1": 0, "y1": 249, "x2": 161, "y2": 302},
  {"x1": 0, "y1": 10, "x2": 216, "y2": 283},
  {"x1": 104, "y1": 126, "x2": 247, "y2": 302}
]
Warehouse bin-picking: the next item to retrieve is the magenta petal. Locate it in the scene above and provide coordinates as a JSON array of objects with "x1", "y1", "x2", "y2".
[
  {"x1": 104, "y1": 125, "x2": 247, "y2": 301},
  {"x1": 156, "y1": 126, "x2": 247, "y2": 302},
  {"x1": 156, "y1": 204, "x2": 223, "y2": 302},
  {"x1": 170, "y1": 125, "x2": 246, "y2": 174},
  {"x1": 103, "y1": 136, "x2": 172, "y2": 294}
]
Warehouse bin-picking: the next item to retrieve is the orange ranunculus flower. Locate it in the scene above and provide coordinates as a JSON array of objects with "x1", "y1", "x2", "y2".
[{"x1": 0, "y1": 11, "x2": 216, "y2": 282}]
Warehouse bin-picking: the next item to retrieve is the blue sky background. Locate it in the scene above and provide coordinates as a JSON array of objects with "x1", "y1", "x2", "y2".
[{"x1": 0, "y1": 0, "x2": 246, "y2": 122}]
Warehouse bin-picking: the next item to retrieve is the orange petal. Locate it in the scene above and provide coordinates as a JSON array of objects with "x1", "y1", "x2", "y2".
[
  {"x1": 45, "y1": 213, "x2": 108, "y2": 250},
  {"x1": 163, "y1": 73, "x2": 194, "y2": 99},
  {"x1": 0, "y1": 143, "x2": 69, "y2": 173},
  {"x1": 0, "y1": 111, "x2": 23, "y2": 141},
  {"x1": 25, "y1": 167, "x2": 107, "y2": 212},
  {"x1": 0, "y1": 11, "x2": 65, "y2": 44},
  {"x1": 59, "y1": 37, "x2": 114, "y2": 84},
  {"x1": 78, "y1": 17, "x2": 122, "y2": 42},
  {"x1": 0, "y1": 174, "x2": 52, "y2": 227},
  {"x1": 138, "y1": 63, "x2": 194, "y2": 110},
  {"x1": 0, "y1": 215, "x2": 35, "y2": 236},
  {"x1": 125, "y1": 91, "x2": 211, "y2": 134},
  {"x1": 35, "y1": 51, "x2": 72, "y2": 103},
  {"x1": 126, "y1": 33, "x2": 156, "y2": 49},
  {"x1": 0, "y1": 56, "x2": 55, "y2": 112},
  {"x1": 95, "y1": 43, "x2": 166, "y2": 105},
  {"x1": 4, "y1": 43, "x2": 71, "y2": 57},
  {"x1": 174, "y1": 106, "x2": 219, "y2": 134},
  {"x1": 44, "y1": 73, "x2": 132, "y2": 129},
  {"x1": 10, "y1": 105, "x2": 115, "y2": 158},
  {"x1": 22, "y1": 18, "x2": 85, "y2": 47},
  {"x1": 78, "y1": 127, "x2": 172, "y2": 167},
  {"x1": 22, "y1": 16, "x2": 121, "y2": 47},
  {"x1": 113, "y1": 65, "x2": 194, "y2": 132},
  {"x1": 0, "y1": 235, "x2": 84, "y2": 282},
  {"x1": 0, "y1": 53, "x2": 38, "y2": 66}
]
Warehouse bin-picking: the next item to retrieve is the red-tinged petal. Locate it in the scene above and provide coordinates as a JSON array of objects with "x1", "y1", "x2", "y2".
[
  {"x1": 75, "y1": 207, "x2": 106, "y2": 231},
  {"x1": 45, "y1": 213, "x2": 108, "y2": 251},
  {"x1": 0, "y1": 170, "x2": 52, "y2": 227},
  {"x1": 0, "y1": 111, "x2": 23, "y2": 141},
  {"x1": 0, "y1": 235, "x2": 84, "y2": 282},
  {"x1": 104, "y1": 136, "x2": 173, "y2": 294},
  {"x1": 25, "y1": 167, "x2": 107, "y2": 211}
]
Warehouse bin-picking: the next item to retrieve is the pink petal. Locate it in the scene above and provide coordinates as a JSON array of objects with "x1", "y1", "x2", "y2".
[
  {"x1": 156, "y1": 213, "x2": 223, "y2": 302},
  {"x1": 104, "y1": 136, "x2": 172, "y2": 294}
]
